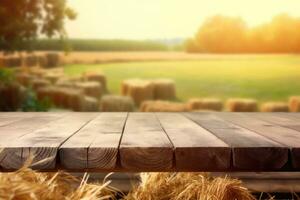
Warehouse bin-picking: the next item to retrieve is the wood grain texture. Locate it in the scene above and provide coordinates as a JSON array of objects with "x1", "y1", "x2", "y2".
[
  {"x1": 1, "y1": 113, "x2": 97, "y2": 170},
  {"x1": 157, "y1": 113, "x2": 230, "y2": 171},
  {"x1": 119, "y1": 113, "x2": 173, "y2": 171},
  {"x1": 218, "y1": 113, "x2": 300, "y2": 169},
  {"x1": 185, "y1": 113, "x2": 288, "y2": 170},
  {"x1": 0, "y1": 113, "x2": 65, "y2": 169},
  {"x1": 60, "y1": 113, "x2": 127, "y2": 170}
]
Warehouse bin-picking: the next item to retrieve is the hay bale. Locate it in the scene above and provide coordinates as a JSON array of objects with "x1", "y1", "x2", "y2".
[
  {"x1": 84, "y1": 72, "x2": 107, "y2": 92},
  {"x1": 140, "y1": 100, "x2": 187, "y2": 112},
  {"x1": 187, "y1": 98, "x2": 223, "y2": 111},
  {"x1": 83, "y1": 96, "x2": 100, "y2": 111},
  {"x1": 3, "y1": 56, "x2": 22, "y2": 67},
  {"x1": 100, "y1": 95, "x2": 135, "y2": 112},
  {"x1": 37, "y1": 55, "x2": 47, "y2": 67},
  {"x1": 0, "y1": 83, "x2": 22, "y2": 111},
  {"x1": 153, "y1": 79, "x2": 176, "y2": 100},
  {"x1": 122, "y1": 79, "x2": 154, "y2": 106},
  {"x1": 64, "y1": 88, "x2": 85, "y2": 111},
  {"x1": 75, "y1": 81, "x2": 102, "y2": 99},
  {"x1": 38, "y1": 53, "x2": 61, "y2": 68},
  {"x1": 226, "y1": 98, "x2": 258, "y2": 112},
  {"x1": 56, "y1": 78, "x2": 75, "y2": 88},
  {"x1": 260, "y1": 102, "x2": 289, "y2": 112},
  {"x1": 36, "y1": 86, "x2": 55, "y2": 102},
  {"x1": 29, "y1": 67, "x2": 46, "y2": 78},
  {"x1": 23, "y1": 55, "x2": 38, "y2": 67},
  {"x1": 31, "y1": 78, "x2": 51, "y2": 91},
  {"x1": 15, "y1": 73, "x2": 34, "y2": 87},
  {"x1": 289, "y1": 96, "x2": 300, "y2": 112},
  {"x1": 44, "y1": 73, "x2": 62, "y2": 84}
]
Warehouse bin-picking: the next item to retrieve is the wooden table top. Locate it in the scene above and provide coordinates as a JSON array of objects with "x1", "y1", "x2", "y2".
[{"x1": 0, "y1": 112, "x2": 300, "y2": 172}]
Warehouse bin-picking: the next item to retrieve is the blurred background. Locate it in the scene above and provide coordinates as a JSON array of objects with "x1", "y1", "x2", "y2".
[{"x1": 1, "y1": 0, "x2": 300, "y2": 113}]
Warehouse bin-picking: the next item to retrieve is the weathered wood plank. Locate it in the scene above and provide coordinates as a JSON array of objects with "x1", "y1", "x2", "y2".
[
  {"x1": 157, "y1": 113, "x2": 230, "y2": 171},
  {"x1": 218, "y1": 113, "x2": 300, "y2": 169},
  {"x1": 1, "y1": 113, "x2": 97, "y2": 170},
  {"x1": 119, "y1": 113, "x2": 173, "y2": 171},
  {"x1": 185, "y1": 113, "x2": 288, "y2": 170},
  {"x1": 60, "y1": 113, "x2": 127, "y2": 170},
  {"x1": 0, "y1": 112, "x2": 33, "y2": 127},
  {"x1": 0, "y1": 113, "x2": 65, "y2": 169}
]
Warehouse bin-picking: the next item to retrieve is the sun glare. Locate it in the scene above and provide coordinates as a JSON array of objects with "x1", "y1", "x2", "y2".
[{"x1": 66, "y1": 0, "x2": 300, "y2": 39}]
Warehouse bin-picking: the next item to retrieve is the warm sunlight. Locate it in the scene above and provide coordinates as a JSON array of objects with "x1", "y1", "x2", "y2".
[{"x1": 67, "y1": 0, "x2": 300, "y2": 39}]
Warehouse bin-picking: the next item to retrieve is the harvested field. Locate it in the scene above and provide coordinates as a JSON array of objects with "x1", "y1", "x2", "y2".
[{"x1": 64, "y1": 54, "x2": 300, "y2": 102}]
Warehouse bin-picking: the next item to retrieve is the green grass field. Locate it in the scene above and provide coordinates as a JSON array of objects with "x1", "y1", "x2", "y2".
[{"x1": 64, "y1": 54, "x2": 300, "y2": 103}]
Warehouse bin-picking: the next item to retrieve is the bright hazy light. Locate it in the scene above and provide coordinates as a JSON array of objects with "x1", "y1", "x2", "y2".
[{"x1": 66, "y1": 0, "x2": 300, "y2": 39}]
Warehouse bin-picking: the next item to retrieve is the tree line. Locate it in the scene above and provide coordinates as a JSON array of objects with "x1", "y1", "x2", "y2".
[{"x1": 186, "y1": 14, "x2": 300, "y2": 53}]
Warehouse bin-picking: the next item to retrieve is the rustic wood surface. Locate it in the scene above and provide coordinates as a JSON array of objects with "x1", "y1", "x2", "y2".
[{"x1": 1, "y1": 112, "x2": 300, "y2": 172}]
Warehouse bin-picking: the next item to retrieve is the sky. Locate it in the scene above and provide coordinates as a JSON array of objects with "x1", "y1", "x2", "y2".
[{"x1": 66, "y1": 0, "x2": 300, "y2": 40}]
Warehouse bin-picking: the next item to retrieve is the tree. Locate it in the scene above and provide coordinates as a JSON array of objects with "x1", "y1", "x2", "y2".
[
  {"x1": 187, "y1": 16, "x2": 247, "y2": 53},
  {"x1": 0, "y1": 0, "x2": 76, "y2": 53}
]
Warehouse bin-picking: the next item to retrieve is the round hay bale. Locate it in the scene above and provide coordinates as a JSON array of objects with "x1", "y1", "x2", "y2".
[
  {"x1": 260, "y1": 102, "x2": 289, "y2": 112},
  {"x1": 23, "y1": 55, "x2": 38, "y2": 67},
  {"x1": 75, "y1": 81, "x2": 102, "y2": 99},
  {"x1": 122, "y1": 79, "x2": 154, "y2": 106},
  {"x1": 84, "y1": 72, "x2": 107, "y2": 92},
  {"x1": 141, "y1": 100, "x2": 188, "y2": 112},
  {"x1": 83, "y1": 96, "x2": 100, "y2": 112},
  {"x1": 153, "y1": 79, "x2": 176, "y2": 100},
  {"x1": 187, "y1": 98, "x2": 223, "y2": 111},
  {"x1": 100, "y1": 95, "x2": 135, "y2": 112},
  {"x1": 226, "y1": 98, "x2": 258, "y2": 112},
  {"x1": 31, "y1": 79, "x2": 51, "y2": 91},
  {"x1": 289, "y1": 96, "x2": 300, "y2": 112}
]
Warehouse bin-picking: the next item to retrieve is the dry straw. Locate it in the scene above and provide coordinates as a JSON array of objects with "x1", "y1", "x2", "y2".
[
  {"x1": 187, "y1": 98, "x2": 223, "y2": 111},
  {"x1": 0, "y1": 158, "x2": 116, "y2": 200},
  {"x1": 140, "y1": 100, "x2": 187, "y2": 112},
  {"x1": 226, "y1": 98, "x2": 258, "y2": 112},
  {"x1": 83, "y1": 96, "x2": 100, "y2": 112},
  {"x1": 152, "y1": 79, "x2": 176, "y2": 100},
  {"x1": 84, "y1": 72, "x2": 107, "y2": 92},
  {"x1": 122, "y1": 79, "x2": 154, "y2": 106},
  {"x1": 289, "y1": 96, "x2": 300, "y2": 112},
  {"x1": 100, "y1": 95, "x2": 135, "y2": 112},
  {"x1": 125, "y1": 172, "x2": 255, "y2": 200},
  {"x1": 75, "y1": 81, "x2": 103, "y2": 99},
  {"x1": 260, "y1": 102, "x2": 289, "y2": 112}
]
